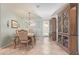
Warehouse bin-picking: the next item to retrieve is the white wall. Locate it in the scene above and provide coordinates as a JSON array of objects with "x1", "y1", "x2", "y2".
[
  {"x1": 0, "y1": 4, "x2": 28, "y2": 47},
  {"x1": 78, "y1": 4, "x2": 79, "y2": 54}
]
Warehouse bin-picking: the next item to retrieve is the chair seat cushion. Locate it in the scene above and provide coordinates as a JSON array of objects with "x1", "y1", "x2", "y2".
[{"x1": 20, "y1": 40, "x2": 30, "y2": 43}]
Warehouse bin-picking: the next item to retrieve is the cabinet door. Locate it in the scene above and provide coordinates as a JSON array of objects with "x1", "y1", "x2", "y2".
[
  {"x1": 69, "y1": 36, "x2": 77, "y2": 54},
  {"x1": 58, "y1": 15, "x2": 62, "y2": 33},
  {"x1": 70, "y1": 6, "x2": 77, "y2": 35},
  {"x1": 63, "y1": 7, "x2": 69, "y2": 33},
  {"x1": 69, "y1": 6, "x2": 78, "y2": 54}
]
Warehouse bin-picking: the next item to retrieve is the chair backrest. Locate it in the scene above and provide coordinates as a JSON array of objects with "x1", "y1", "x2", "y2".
[{"x1": 16, "y1": 30, "x2": 28, "y2": 41}]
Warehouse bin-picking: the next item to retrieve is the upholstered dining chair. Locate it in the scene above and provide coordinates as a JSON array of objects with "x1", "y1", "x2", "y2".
[{"x1": 16, "y1": 30, "x2": 30, "y2": 49}]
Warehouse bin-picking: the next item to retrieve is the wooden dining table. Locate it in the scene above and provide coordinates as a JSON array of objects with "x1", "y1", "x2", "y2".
[
  {"x1": 13, "y1": 33, "x2": 36, "y2": 48},
  {"x1": 28, "y1": 33, "x2": 36, "y2": 47}
]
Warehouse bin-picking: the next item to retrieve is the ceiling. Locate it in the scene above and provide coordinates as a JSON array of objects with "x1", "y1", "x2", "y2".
[{"x1": 4, "y1": 3, "x2": 68, "y2": 20}]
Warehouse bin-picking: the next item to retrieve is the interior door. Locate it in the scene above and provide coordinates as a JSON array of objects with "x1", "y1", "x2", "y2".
[{"x1": 50, "y1": 18, "x2": 56, "y2": 41}]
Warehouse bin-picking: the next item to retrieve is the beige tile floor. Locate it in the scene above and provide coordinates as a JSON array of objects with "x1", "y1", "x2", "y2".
[{"x1": 0, "y1": 37, "x2": 68, "y2": 55}]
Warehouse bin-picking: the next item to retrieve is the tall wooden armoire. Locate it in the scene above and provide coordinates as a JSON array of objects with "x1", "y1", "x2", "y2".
[{"x1": 57, "y1": 3, "x2": 78, "y2": 54}]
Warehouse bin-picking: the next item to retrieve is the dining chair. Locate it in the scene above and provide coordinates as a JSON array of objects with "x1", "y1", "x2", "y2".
[{"x1": 16, "y1": 30, "x2": 30, "y2": 49}]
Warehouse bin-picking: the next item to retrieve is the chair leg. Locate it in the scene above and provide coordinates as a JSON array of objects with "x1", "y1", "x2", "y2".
[
  {"x1": 34, "y1": 36, "x2": 36, "y2": 45},
  {"x1": 18, "y1": 43, "x2": 22, "y2": 49},
  {"x1": 26, "y1": 43, "x2": 29, "y2": 50},
  {"x1": 32, "y1": 37, "x2": 34, "y2": 48}
]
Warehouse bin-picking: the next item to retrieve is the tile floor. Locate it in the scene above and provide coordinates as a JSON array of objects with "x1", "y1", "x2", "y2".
[{"x1": 0, "y1": 37, "x2": 68, "y2": 55}]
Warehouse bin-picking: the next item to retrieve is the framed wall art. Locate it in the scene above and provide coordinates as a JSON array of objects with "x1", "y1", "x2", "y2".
[{"x1": 11, "y1": 20, "x2": 18, "y2": 28}]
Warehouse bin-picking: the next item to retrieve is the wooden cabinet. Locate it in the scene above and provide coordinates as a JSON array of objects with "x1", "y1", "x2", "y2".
[
  {"x1": 57, "y1": 4, "x2": 78, "y2": 54},
  {"x1": 69, "y1": 4, "x2": 78, "y2": 54},
  {"x1": 50, "y1": 18, "x2": 56, "y2": 41}
]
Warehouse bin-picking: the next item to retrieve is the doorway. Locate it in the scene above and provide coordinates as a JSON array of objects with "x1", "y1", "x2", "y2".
[{"x1": 43, "y1": 20, "x2": 49, "y2": 37}]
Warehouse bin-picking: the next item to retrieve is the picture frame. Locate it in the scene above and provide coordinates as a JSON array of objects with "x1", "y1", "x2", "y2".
[{"x1": 11, "y1": 20, "x2": 18, "y2": 28}]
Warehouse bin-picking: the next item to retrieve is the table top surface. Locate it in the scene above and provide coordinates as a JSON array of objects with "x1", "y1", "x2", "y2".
[{"x1": 28, "y1": 33, "x2": 35, "y2": 36}]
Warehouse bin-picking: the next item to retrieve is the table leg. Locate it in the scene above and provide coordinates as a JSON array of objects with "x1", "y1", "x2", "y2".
[
  {"x1": 31, "y1": 37, "x2": 34, "y2": 48},
  {"x1": 14, "y1": 38, "x2": 16, "y2": 49}
]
